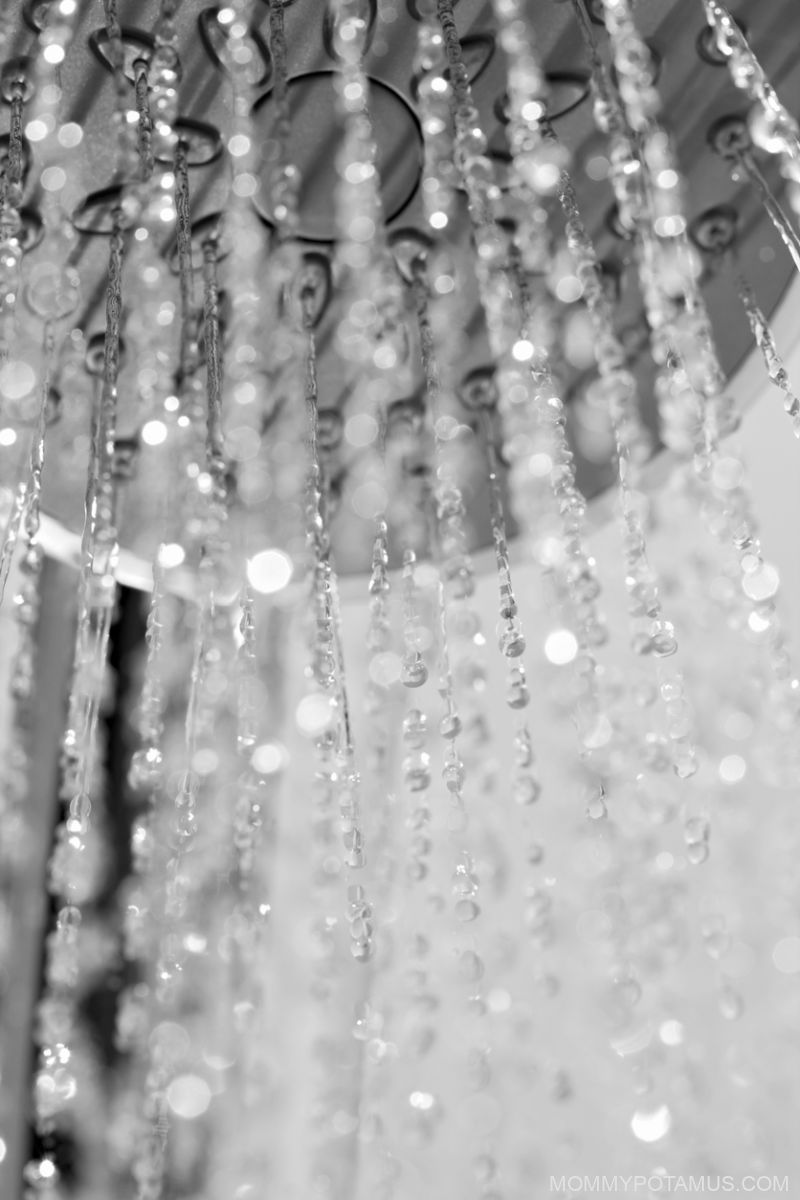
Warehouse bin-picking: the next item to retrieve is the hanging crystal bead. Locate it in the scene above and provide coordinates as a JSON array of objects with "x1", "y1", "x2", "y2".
[{"x1": 330, "y1": 0, "x2": 408, "y2": 372}]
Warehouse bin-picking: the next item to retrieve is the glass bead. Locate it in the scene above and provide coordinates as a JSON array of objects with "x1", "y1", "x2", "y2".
[
  {"x1": 454, "y1": 898, "x2": 480, "y2": 923},
  {"x1": 586, "y1": 785, "x2": 608, "y2": 821},
  {"x1": 443, "y1": 757, "x2": 465, "y2": 793},
  {"x1": 438, "y1": 710, "x2": 462, "y2": 740},
  {"x1": 506, "y1": 668, "x2": 530, "y2": 709},
  {"x1": 402, "y1": 654, "x2": 428, "y2": 688},
  {"x1": 403, "y1": 708, "x2": 428, "y2": 745},
  {"x1": 402, "y1": 751, "x2": 432, "y2": 792},
  {"x1": 498, "y1": 617, "x2": 526, "y2": 657},
  {"x1": 513, "y1": 772, "x2": 541, "y2": 806}
]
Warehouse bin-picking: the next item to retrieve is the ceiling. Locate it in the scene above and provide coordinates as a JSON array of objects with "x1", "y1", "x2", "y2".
[{"x1": 2, "y1": 0, "x2": 799, "y2": 574}]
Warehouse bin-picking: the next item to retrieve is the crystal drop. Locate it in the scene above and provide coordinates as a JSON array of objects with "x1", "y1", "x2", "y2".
[
  {"x1": 451, "y1": 864, "x2": 478, "y2": 898},
  {"x1": 454, "y1": 898, "x2": 480, "y2": 923},
  {"x1": 684, "y1": 815, "x2": 709, "y2": 844},
  {"x1": 402, "y1": 752, "x2": 431, "y2": 792},
  {"x1": 351, "y1": 938, "x2": 373, "y2": 962},
  {"x1": 498, "y1": 618, "x2": 526, "y2": 657},
  {"x1": 525, "y1": 889, "x2": 552, "y2": 933},
  {"x1": 176, "y1": 807, "x2": 197, "y2": 841},
  {"x1": 686, "y1": 841, "x2": 709, "y2": 865},
  {"x1": 514, "y1": 728, "x2": 533, "y2": 768},
  {"x1": 402, "y1": 708, "x2": 427, "y2": 745},
  {"x1": 442, "y1": 757, "x2": 465, "y2": 793},
  {"x1": 439, "y1": 711, "x2": 462, "y2": 740},
  {"x1": 586, "y1": 785, "x2": 608, "y2": 821},
  {"x1": 401, "y1": 654, "x2": 428, "y2": 688},
  {"x1": 56, "y1": 905, "x2": 81, "y2": 932},
  {"x1": 350, "y1": 915, "x2": 373, "y2": 941},
  {"x1": 128, "y1": 745, "x2": 163, "y2": 790},
  {"x1": 506, "y1": 669, "x2": 530, "y2": 709},
  {"x1": 650, "y1": 619, "x2": 678, "y2": 656},
  {"x1": 674, "y1": 750, "x2": 698, "y2": 780},
  {"x1": 68, "y1": 791, "x2": 92, "y2": 828},
  {"x1": 346, "y1": 842, "x2": 366, "y2": 869},
  {"x1": 513, "y1": 772, "x2": 541, "y2": 806},
  {"x1": 498, "y1": 584, "x2": 517, "y2": 620}
]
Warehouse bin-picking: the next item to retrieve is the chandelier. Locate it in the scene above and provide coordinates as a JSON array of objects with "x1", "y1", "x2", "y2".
[{"x1": 0, "y1": 0, "x2": 799, "y2": 1196}]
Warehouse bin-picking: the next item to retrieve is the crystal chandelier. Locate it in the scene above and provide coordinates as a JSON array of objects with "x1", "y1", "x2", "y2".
[{"x1": 0, "y1": 0, "x2": 799, "y2": 1196}]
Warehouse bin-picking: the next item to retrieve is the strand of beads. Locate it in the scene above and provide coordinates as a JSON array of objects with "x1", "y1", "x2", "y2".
[
  {"x1": 149, "y1": 0, "x2": 181, "y2": 159},
  {"x1": 330, "y1": 0, "x2": 407, "y2": 373},
  {"x1": 475, "y1": 379, "x2": 567, "y2": 1038},
  {"x1": 462, "y1": 371, "x2": 541, "y2": 793},
  {"x1": 114, "y1": 0, "x2": 193, "y2": 1097},
  {"x1": 412, "y1": 263, "x2": 495, "y2": 769},
  {"x1": 133, "y1": 58, "x2": 156, "y2": 183},
  {"x1": 601, "y1": 0, "x2": 800, "y2": 781},
  {"x1": 572, "y1": 0, "x2": 689, "y2": 462},
  {"x1": 24, "y1": 184, "x2": 125, "y2": 1194},
  {"x1": 0, "y1": 56, "x2": 36, "y2": 594},
  {"x1": 302, "y1": 290, "x2": 373, "y2": 965},
  {"x1": 364, "y1": 519, "x2": 393, "y2": 784},
  {"x1": 413, "y1": 247, "x2": 513, "y2": 1198},
  {"x1": 553, "y1": 149, "x2": 697, "y2": 781},
  {"x1": 586, "y1": 5, "x2": 718, "y2": 853},
  {"x1": 267, "y1": 0, "x2": 301, "y2": 240},
  {"x1": 487, "y1": 0, "x2": 555, "y2": 276},
  {"x1": 302, "y1": 351, "x2": 345, "y2": 1184},
  {"x1": 601, "y1": 0, "x2": 737, "y2": 455},
  {"x1": 702, "y1": 0, "x2": 800, "y2": 221},
  {"x1": 171, "y1": 137, "x2": 209, "y2": 518},
  {"x1": 331, "y1": 569, "x2": 373, "y2": 961},
  {"x1": 229, "y1": 584, "x2": 272, "y2": 957},
  {"x1": 216, "y1": 582, "x2": 280, "y2": 1197},
  {"x1": 298, "y1": 303, "x2": 372, "y2": 1199},
  {"x1": 126, "y1": 32, "x2": 180, "y2": 439},
  {"x1": 600, "y1": 0, "x2": 795, "y2": 1047},
  {"x1": 433, "y1": 0, "x2": 608, "y2": 766},
  {"x1": 130, "y1": 228, "x2": 236, "y2": 1200},
  {"x1": 735, "y1": 271, "x2": 800, "y2": 436},
  {"x1": 0, "y1": 323, "x2": 54, "y2": 1177},
  {"x1": 0, "y1": 479, "x2": 25, "y2": 603},
  {"x1": 0, "y1": 58, "x2": 30, "y2": 364},
  {"x1": 103, "y1": 0, "x2": 138, "y2": 172},
  {"x1": 173, "y1": 139, "x2": 199, "y2": 394},
  {"x1": 217, "y1": 1, "x2": 275, "y2": 457},
  {"x1": 400, "y1": 550, "x2": 434, "y2": 883},
  {"x1": 413, "y1": 13, "x2": 459, "y2": 236},
  {"x1": 394, "y1": 551, "x2": 440, "y2": 1155}
]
